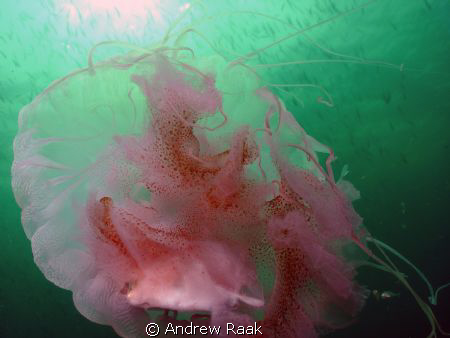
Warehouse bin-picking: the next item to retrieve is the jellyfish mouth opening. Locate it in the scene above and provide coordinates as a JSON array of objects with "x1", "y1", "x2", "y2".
[{"x1": 123, "y1": 258, "x2": 265, "y2": 313}]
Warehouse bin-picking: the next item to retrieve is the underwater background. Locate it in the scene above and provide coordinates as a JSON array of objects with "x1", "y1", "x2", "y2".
[{"x1": 0, "y1": 0, "x2": 449, "y2": 337}]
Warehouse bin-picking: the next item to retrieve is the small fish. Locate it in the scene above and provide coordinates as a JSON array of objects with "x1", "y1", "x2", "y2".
[
  {"x1": 372, "y1": 290, "x2": 400, "y2": 301},
  {"x1": 19, "y1": 13, "x2": 34, "y2": 22},
  {"x1": 401, "y1": 153, "x2": 408, "y2": 164},
  {"x1": 400, "y1": 201, "x2": 406, "y2": 214},
  {"x1": 329, "y1": 2, "x2": 338, "y2": 13},
  {"x1": 382, "y1": 91, "x2": 391, "y2": 104},
  {"x1": 423, "y1": 0, "x2": 432, "y2": 11},
  {"x1": 389, "y1": 21, "x2": 398, "y2": 31},
  {"x1": 381, "y1": 291, "x2": 400, "y2": 300}
]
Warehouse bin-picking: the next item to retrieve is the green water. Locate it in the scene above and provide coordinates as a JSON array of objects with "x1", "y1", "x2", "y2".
[{"x1": 1, "y1": 0, "x2": 449, "y2": 337}]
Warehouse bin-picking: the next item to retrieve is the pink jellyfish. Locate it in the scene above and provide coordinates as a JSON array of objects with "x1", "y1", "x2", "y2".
[
  {"x1": 14, "y1": 3, "x2": 447, "y2": 338},
  {"x1": 12, "y1": 47, "x2": 367, "y2": 337}
]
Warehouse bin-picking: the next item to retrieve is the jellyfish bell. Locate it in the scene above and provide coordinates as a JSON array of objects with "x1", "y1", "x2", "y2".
[{"x1": 11, "y1": 2, "x2": 449, "y2": 338}]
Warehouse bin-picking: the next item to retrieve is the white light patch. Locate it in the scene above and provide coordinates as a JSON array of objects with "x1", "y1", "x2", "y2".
[{"x1": 57, "y1": 0, "x2": 173, "y2": 35}]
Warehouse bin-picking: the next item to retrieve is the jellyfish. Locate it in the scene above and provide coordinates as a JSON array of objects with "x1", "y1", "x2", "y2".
[{"x1": 11, "y1": 2, "x2": 449, "y2": 338}]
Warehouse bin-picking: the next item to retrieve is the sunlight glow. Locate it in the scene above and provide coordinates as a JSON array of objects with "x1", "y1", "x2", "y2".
[{"x1": 57, "y1": 0, "x2": 174, "y2": 34}]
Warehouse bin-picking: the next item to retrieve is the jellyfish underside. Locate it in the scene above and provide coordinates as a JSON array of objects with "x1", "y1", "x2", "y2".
[{"x1": 11, "y1": 3, "x2": 449, "y2": 338}]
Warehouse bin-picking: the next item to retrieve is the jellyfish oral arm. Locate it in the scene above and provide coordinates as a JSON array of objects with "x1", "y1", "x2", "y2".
[{"x1": 125, "y1": 255, "x2": 264, "y2": 312}]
